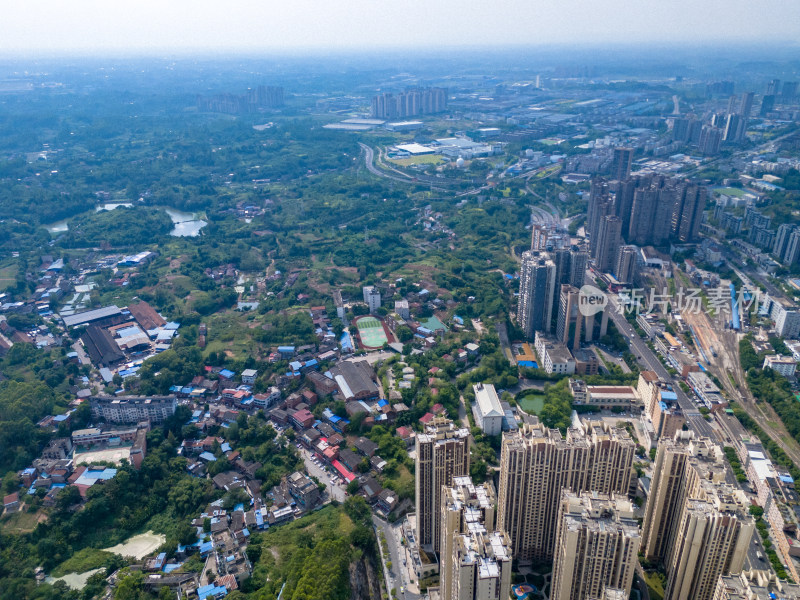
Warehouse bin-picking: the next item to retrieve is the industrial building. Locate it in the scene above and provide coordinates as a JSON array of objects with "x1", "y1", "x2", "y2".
[{"x1": 329, "y1": 361, "x2": 379, "y2": 401}]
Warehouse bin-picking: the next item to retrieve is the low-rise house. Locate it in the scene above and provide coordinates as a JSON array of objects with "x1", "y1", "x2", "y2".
[
  {"x1": 301, "y1": 389, "x2": 318, "y2": 406},
  {"x1": 233, "y1": 459, "x2": 262, "y2": 480},
  {"x1": 285, "y1": 393, "x2": 303, "y2": 410},
  {"x1": 339, "y1": 448, "x2": 362, "y2": 472},
  {"x1": 290, "y1": 408, "x2": 315, "y2": 430},
  {"x1": 3, "y1": 492, "x2": 20, "y2": 513},
  {"x1": 142, "y1": 572, "x2": 197, "y2": 594},
  {"x1": 268, "y1": 505, "x2": 294, "y2": 526},
  {"x1": 376, "y1": 488, "x2": 398, "y2": 515},
  {"x1": 19, "y1": 467, "x2": 38, "y2": 487},
  {"x1": 353, "y1": 436, "x2": 378, "y2": 457},
  {"x1": 301, "y1": 428, "x2": 321, "y2": 447},
  {"x1": 270, "y1": 408, "x2": 289, "y2": 426},
  {"x1": 360, "y1": 476, "x2": 382, "y2": 502},
  {"x1": 241, "y1": 369, "x2": 258, "y2": 385},
  {"x1": 212, "y1": 471, "x2": 246, "y2": 491},
  {"x1": 306, "y1": 370, "x2": 339, "y2": 397},
  {"x1": 316, "y1": 422, "x2": 336, "y2": 438},
  {"x1": 41, "y1": 437, "x2": 73, "y2": 460},
  {"x1": 370, "y1": 455, "x2": 387, "y2": 472},
  {"x1": 253, "y1": 387, "x2": 281, "y2": 409},
  {"x1": 395, "y1": 426, "x2": 414, "y2": 445},
  {"x1": 287, "y1": 471, "x2": 320, "y2": 510}
]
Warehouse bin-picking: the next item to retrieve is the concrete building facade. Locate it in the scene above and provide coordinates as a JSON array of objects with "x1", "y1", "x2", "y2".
[
  {"x1": 551, "y1": 491, "x2": 641, "y2": 600},
  {"x1": 497, "y1": 419, "x2": 635, "y2": 563},
  {"x1": 471, "y1": 383, "x2": 504, "y2": 436},
  {"x1": 642, "y1": 432, "x2": 754, "y2": 600},
  {"x1": 439, "y1": 476, "x2": 499, "y2": 600},
  {"x1": 415, "y1": 417, "x2": 471, "y2": 552},
  {"x1": 90, "y1": 395, "x2": 177, "y2": 424},
  {"x1": 517, "y1": 251, "x2": 556, "y2": 338}
]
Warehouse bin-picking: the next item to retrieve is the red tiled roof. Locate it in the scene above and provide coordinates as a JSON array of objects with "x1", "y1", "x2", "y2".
[
  {"x1": 68, "y1": 466, "x2": 87, "y2": 484},
  {"x1": 331, "y1": 460, "x2": 355, "y2": 482}
]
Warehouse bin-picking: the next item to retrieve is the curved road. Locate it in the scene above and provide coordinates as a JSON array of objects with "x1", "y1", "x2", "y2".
[{"x1": 359, "y1": 142, "x2": 415, "y2": 184}]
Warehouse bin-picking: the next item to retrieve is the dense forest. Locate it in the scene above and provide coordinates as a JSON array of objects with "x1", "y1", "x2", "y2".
[{"x1": 0, "y1": 344, "x2": 88, "y2": 473}]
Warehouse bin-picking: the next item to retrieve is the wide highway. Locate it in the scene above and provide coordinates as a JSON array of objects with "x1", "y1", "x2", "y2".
[{"x1": 601, "y1": 287, "x2": 715, "y2": 438}]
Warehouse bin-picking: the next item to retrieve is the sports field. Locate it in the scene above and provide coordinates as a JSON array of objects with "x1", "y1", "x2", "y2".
[
  {"x1": 355, "y1": 316, "x2": 389, "y2": 349},
  {"x1": 74, "y1": 447, "x2": 131, "y2": 466}
]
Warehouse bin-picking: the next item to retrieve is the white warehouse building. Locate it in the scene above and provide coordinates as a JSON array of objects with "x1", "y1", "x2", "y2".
[{"x1": 472, "y1": 383, "x2": 504, "y2": 436}]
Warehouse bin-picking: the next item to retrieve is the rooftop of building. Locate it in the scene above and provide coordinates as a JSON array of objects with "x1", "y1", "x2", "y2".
[
  {"x1": 561, "y1": 491, "x2": 639, "y2": 536},
  {"x1": 473, "y1": 383, "x2": 504, "y2": 418},
  {"x1": 90, "y1": 394, "x2": 176, "y2": 405},
  {"x1": 417, "y1": 416, "x2": 470, "y2": 444}
]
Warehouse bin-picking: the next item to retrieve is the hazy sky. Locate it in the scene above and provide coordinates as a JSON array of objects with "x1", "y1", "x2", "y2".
[{"x1": 3, "y1": 0, "x2": 800, "y2": 54}]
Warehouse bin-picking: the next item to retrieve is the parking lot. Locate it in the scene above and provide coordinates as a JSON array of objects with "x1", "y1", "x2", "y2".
[{"x1": 296, "y1": 444, "x2": 346, "y2": 502}]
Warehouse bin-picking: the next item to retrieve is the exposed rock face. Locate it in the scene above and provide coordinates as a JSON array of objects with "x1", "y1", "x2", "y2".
[{"x1": 349, "y1": 555, "x2": 382, "y2": 600}]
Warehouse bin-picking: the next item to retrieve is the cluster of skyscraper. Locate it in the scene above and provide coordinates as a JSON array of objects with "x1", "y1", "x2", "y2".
[
  {"x1": 671, "y1": 91, "x2": 757, "y2": 155},
  {"x1": 719, "y1": 92, "x2": 755, "y2": 144},
  {"x1": 516, "y1": 246, "x2": 587, "y2": 340},
  {"x1": 586, "y1": 152, "x2": 707, "y2": 278},
  {"x1": 590, "y1": 173, "x2": 707, "y2": 250},
  {"x1": 671, "y1": 85, "x2": 790, "y2": 154},
  {"x1": 775, "y1": 223, "x2": 800, "y2": 267},
  {"x1": 643, "y1": 432, "x2": 754, "y2": 600},
  {"x1": 196, "y1": 85, "x2": 284, "y2": 115},
  {"x1": 414, "y1": 414, "x2": 755, "y2": 600},
  {"x1": 759, "y1": 78, "x2": 798, "y2": 118},
  {"x1": 370, "y1": 87, "x2": 448, "y2": 119}
]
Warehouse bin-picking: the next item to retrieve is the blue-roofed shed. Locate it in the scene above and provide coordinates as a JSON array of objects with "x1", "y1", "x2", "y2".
[
  {"x1": 197, "y1": 583, "x2": 227, "y2": 598},
  {"x1": 199, "y1": 541, "x2": 214, "y2": 555}
]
